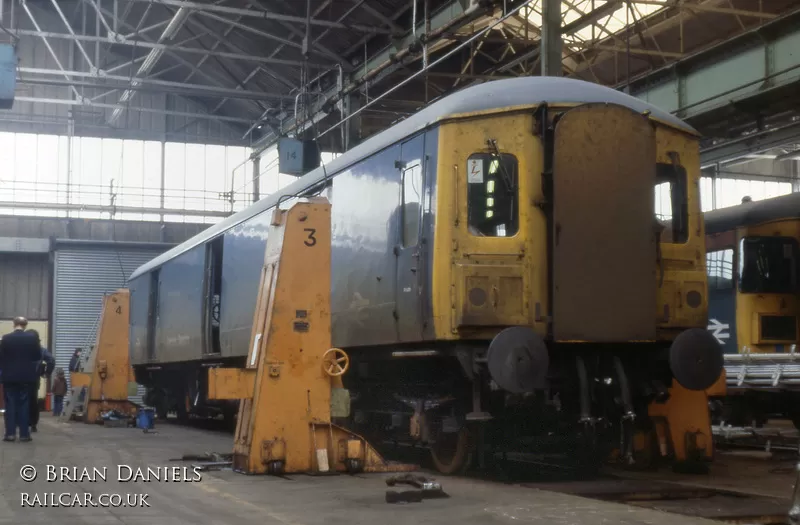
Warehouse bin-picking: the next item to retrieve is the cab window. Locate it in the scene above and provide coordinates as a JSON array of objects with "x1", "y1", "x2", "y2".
[
  {"x1": 466, "y1": 153, "x2": 518, "y2": 237},
  {"x1": 654, "y1": 162, "x2": 688, "y2": 243},
  {"x1": 738, "y1": 236, "x2": 799, "y2": 294}
]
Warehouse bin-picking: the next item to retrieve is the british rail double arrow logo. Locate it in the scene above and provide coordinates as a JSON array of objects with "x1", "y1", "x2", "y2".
[{"x1": 707, "y1": 319, "x2": 730, "y2": 346}]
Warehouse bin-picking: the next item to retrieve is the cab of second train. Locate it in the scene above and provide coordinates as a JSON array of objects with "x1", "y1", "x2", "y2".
[
  {"x1": 704, "y1": 193, "x2": 800, "y2": 427},
  {"x1": 704, "y1": 193, "x2": 800, "y2": 356}
]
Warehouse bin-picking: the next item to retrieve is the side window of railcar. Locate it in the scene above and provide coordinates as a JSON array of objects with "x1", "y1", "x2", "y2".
[
  {"x1": 402, "y1": 163, "x2": 423, "y2": 247},
  {"x1": 466, "y1": 153, "x2": 519, "y2": 237},
  {"x1": 706, "y1": 249, "x2": 734, "y2": 290},
  {"x1": 654, "y1": 162, "x2": 689, "y2": 243}
]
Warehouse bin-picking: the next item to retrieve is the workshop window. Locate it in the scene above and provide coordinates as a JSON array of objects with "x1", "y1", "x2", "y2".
[
  {"x1": 466, "y1": 153, "x2": 519, "y2": 237},
  {"x1": 706, "y1": 249, "x2": 734, "y2": 290},
  {"x1": 655, "y1": 162, "x2": 689, "y2": 244}
]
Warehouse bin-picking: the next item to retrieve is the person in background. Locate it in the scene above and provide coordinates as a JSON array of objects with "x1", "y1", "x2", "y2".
[
  {"x1": 68, "y1": 349, "x2": 82, "y2": 374},
  {"x1": 26, "y1": 329, "x2": 54, "y2": 433},
  {"x1": 51, "y1": 368, "x2": 67, "y2": 417},
  {"x1": 0, "y1": 317, "x2": 41, "y2": 442}
]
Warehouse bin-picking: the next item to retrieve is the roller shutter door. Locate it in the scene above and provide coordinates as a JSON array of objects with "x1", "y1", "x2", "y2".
[{"x1": 53, "y1": 245, "x2": 167, "y2": 406}]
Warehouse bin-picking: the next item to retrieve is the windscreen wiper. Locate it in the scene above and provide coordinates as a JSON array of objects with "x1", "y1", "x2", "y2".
[{"x1": 487, "y1": 139, "x2": 515, "y2": 194}]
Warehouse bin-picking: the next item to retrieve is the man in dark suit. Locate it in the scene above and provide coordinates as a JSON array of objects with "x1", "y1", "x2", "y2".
[
  {"x1": 26, "y1": 329, "x2": 54, "y2": 433},
  {"x1": 0, "y1": 317, "x2": 43, "y2": 442}
]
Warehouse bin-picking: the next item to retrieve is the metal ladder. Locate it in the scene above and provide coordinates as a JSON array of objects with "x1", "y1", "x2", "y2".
[
  {"x1": 58, "y1": 344, "x2": 96, "y2": 422},
  {"x1": 58, "y1": 385, "x2": 86, "y2": 422}
]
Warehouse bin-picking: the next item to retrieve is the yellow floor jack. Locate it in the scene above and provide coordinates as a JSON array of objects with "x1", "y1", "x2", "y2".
[
  {"x1": 60, "y1": 289, "x2": 139, "y2": 425},
  {"x1": 208, "y1": 197, "x2": 416, "y2": 476}
]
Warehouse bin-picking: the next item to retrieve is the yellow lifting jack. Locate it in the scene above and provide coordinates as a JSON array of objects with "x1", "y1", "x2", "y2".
[
  {"x1": 208, "y1": 197, "x2": 417, "y2": 476},
  {"x1": 63, "y1": 289, "x2": 139, "y2": 424}
]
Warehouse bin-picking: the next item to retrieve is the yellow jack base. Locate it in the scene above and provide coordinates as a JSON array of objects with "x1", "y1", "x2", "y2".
[
  {"x1": 84, "y1": 400, "x2": 138, "y2": 425},
  {"x1": 231, "y1": 422, "x2": 417, "y2": 476},
  {"x1": 646, "y1": 383, "x2": 714, "y2": 472}
]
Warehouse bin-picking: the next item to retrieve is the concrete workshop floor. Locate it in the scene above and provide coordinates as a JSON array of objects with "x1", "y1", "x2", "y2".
[
  {"x1": 615, "y1": 449, "x2": 797, "y2": 500},
  {"x1": 0, "y1": 414, "x2": 724, "y2": 525}
]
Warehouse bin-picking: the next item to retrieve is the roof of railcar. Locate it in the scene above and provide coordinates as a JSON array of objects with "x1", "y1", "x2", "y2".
[
  {"x1": 130, "y1": 76, "x2": 697, "y2": 280},
  {"x1": 704, "y1": 192, "x2": 800, "y2": 235}
]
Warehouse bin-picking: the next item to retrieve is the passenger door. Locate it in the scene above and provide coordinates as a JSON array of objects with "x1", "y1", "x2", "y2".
[
  {"x1": 446, "y1": 113, "x2": 537, "y2": 334},
  {"x1": 395, "y1": 135, "x2": 426, "y2": 342}
]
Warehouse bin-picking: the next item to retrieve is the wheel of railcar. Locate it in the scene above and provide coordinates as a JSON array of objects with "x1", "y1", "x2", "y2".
[{"x1": 430, "y1": 424, "x2": 473, "y2": 475}]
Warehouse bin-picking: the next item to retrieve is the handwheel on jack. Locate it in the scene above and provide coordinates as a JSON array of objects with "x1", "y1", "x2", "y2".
[{"x1": 322, "y1": 348, "x2": 350, "y2": 377}]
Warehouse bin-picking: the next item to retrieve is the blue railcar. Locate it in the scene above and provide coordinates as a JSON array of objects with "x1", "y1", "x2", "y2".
[{"x1": 129, "y1": 76, "x2": 721, "y2": 473}]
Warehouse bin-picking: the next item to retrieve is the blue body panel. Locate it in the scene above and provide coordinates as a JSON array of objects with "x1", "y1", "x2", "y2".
[
  {"x1": 129, "y1": 275, "x2": 151, "y2": 365},
  {"x1": 219, "y1": 210, "x2": 272, "y2": 358},
  {"x1": 130, "y1": 128, "x2": 439, "y2": 367},
  {"x1": 154, "y1": 246, "x2": 205, "y2": 364},
  {"x1": 707, "y1": 289, "x2": 738, "y2": 354},
  {"x1": 330, "y1": 142, "x2": 402, "y2": 347}
]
